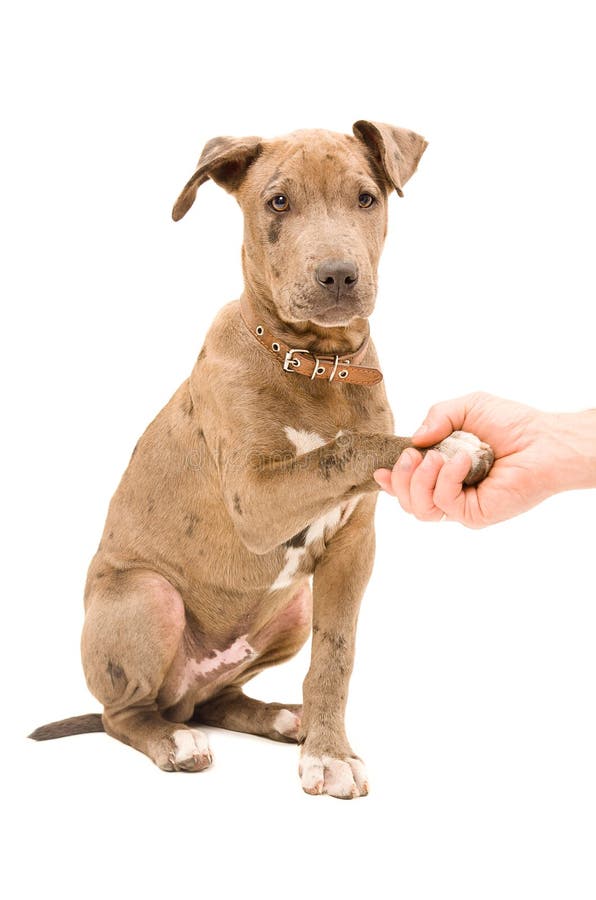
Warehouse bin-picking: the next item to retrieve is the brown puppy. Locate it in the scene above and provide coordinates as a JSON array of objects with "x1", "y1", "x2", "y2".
[{"x1": 30, "y1": 122, "x2": 493, "y2": 798}]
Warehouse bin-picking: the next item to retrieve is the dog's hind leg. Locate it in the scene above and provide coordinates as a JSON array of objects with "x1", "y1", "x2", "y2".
[
  {"x1": 82, "y1": 568, "x2": 212, "y2": 772},
  {"x1": 196, "y1": 689, "x2": 302, "y2": 743},
  {"x1": 194, "y1": 584, "x2": 311, "y2": 743}
]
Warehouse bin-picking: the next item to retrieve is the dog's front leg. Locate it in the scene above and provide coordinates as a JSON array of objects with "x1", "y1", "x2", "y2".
[
  {"x1": 224, "y1": 432, "x2": 409, "y2": 554},
  {"x1": 298, "y1": 495, "x2": 376, "y2": 799},
  {"x1": 224, "y1": 431, "x2": 494, "y2": 555}
]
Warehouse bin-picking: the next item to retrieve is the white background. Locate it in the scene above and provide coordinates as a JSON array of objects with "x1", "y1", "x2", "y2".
[{"x1": 2, "y1": 2, "x2": 595, "y2": 898}]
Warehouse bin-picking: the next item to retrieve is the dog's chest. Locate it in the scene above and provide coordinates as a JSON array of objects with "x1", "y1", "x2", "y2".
[{"x1": 268, "y1": 427, "x2": 362, "y2": 593}]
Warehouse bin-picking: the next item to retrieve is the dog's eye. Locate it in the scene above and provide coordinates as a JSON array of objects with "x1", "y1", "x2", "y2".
[
  {"x1": 358, "y1": 192, "x2": 375, "y2": 209},
  {"x1": 269, "y1": 194, "x2": 290, "y2": 212}
]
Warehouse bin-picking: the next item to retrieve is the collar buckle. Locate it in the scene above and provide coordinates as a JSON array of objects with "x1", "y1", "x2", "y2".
[{"x1": 283, "y1": 348, "x2": 311, "y2": 372}]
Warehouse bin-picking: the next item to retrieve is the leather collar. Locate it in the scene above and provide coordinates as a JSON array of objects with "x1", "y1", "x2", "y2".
[{"x1": 239, "y1": 297, "x2": 383, "y2": 386}]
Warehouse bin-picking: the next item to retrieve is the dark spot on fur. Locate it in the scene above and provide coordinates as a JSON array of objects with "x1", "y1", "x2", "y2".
[
  {"x1": 268, "y1": 219, "x2": 283, "y2": 244},
  {"x1": 318, "y1": 441, "x2": 354, "y2": 479},
  {"x1": 321, "y1": 631, "x2": 347, "y2": 651},
  {"x1": 147, "y1": 500, "x2": 155, "y2": 513},
  {"x1": 185, "y1": 513, "x2": 200, "y2": 537},
  {"x1": 108, "y1": 531, "x2": 114, "y2": 540},
  {"x1": 233, "y1": 493, "x2": 243, "y2": 516},
  {"x1": 107, "y1": 661, "x2": 127, "y2": 688},
  {"x1": 197, "y1": 346, "x2": 207, "y2": 362},
  {"x1": 183, "y1": 394, "x2": 194, "y2": 416},
  {"x1": 272, "y1": 266, "x2": 280, "y2": 278},
  {"x1": 285, "y1": 526, "x2": 308, "y2": 548}
]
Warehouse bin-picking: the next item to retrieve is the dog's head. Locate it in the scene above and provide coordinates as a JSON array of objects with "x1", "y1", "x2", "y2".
[{"x1": 173, "y1": 121, "x2": 427, "y2": 328}]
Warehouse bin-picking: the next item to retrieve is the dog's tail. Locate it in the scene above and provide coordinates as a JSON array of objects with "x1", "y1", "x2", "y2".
[{"x1": 28, "y1": 713, "x2": 105, "y2": 741}]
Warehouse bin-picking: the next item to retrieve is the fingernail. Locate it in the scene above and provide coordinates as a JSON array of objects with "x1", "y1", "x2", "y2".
[
  {"x1": 421, "y1": 450, "x2": 437, "y2": 467},
  {"x1": 399, "y1": 451, "x2": 413, "y2": 470}
]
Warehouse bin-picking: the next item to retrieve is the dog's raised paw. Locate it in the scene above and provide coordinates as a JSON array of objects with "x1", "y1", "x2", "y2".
[
  {"x1": 162, "y1": 727, "x2": 213, "y2": 773},
  {"x1": 434, "y1": 430, "x2": 494, "y2": 486},
  {"x1": 299, "y1": 753, "x2": 369, "y2": 799}
]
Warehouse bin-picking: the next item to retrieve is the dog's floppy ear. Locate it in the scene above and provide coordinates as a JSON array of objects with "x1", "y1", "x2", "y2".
[
  {"x1": 172, "y1": 135, "x2": 263, "y2": 221},
  {"x1": 352, "y1": 120, "x2": 428, "y2": 197}
]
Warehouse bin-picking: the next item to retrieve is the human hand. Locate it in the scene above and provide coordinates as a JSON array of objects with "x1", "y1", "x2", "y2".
[{"x1": 374, "y1": 393, "x2": 593, "y2": 527}]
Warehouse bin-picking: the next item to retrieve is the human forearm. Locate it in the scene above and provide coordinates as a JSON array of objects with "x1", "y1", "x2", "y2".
[{"x1": 546, "y1": 409, "x2": 596, "y2": 493}]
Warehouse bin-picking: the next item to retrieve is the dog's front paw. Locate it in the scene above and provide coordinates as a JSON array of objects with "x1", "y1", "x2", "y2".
[
  {"x1": 434, "y1": 430, "x2": 494, "y2": 486},
  {"x1": 299, "y1": 751, "x2": 369, "y2": 799}
]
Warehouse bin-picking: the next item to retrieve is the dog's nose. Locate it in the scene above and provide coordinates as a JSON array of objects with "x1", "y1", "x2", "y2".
[{"x1": 316, "y1": 258, "x2": 359, "y2": 292}]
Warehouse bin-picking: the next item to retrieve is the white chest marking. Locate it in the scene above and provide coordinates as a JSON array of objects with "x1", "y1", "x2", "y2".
[
  {"x1": 306, "y1": 504, "x2": 342, "y2": 543},
  {"x1": 269, "y1": 427, "x2": 363, "y2": 593},
  {"x1": 284, "y1": 426, "x2": 327, "y2": 456},
  {"x1": 270, "y1": 546, "x2": 306, "y2": 591}
]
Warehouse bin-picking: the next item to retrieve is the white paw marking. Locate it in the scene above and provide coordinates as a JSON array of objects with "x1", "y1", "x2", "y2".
[
  {"x1": 436, "y1": 430, "x2": 481, "y2": 457},
  {"x1": 171, "y1": 728, "x2": 212, "y2": 770},
  {"x1": 299, "y1": 753, "x2": 369, "y2": 799},
  {"x1": 434, "y1": 430, "x2": 494, "y2": 483},
  {"x1": 273, "y1": 709, "x2": 301, "y2": 738}
]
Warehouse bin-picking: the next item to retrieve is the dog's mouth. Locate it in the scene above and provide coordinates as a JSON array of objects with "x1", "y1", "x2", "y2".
[
  {"x1": 277, "y1": 277, "x2": 377, "y2": 329},
  {"x1": 306, "y1": 303, "x2": 363, "y2": 327}
]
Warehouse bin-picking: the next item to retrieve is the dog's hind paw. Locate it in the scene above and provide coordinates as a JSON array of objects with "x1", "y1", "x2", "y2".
[
  {"x1": 434, "y1": 430, "x2": 494, "y2": 486},
  {"x1": 273, "y1": 708, "x2": 301, "y2": 741}
]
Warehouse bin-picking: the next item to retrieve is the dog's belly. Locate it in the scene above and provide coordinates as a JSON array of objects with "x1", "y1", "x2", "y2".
[
  {"x1": 159, "y1": 491, "x2": 361, "y2": 720},
  {"x1": 159, "y1": 582, "x2": 312, "y2": 720}
]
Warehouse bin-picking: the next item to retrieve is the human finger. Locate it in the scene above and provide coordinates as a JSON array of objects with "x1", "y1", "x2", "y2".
[
  {"x1": 373, "y1": 468, "x2": 393, "y2": 493},
  {"x1": 411, "y1": 395, "x2": 475, "y2": 447},
  {"x1": 408, "y1": 449, "x2": 447, "y2": 521},
  {"x1": 388, "y1": 448, "x2": 423, "y2": 512},
  {"x1": 432, "y1": 449, "x2": 474, "y2": 522}
]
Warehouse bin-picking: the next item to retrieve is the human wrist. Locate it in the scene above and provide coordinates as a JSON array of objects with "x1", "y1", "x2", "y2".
[{"x1": 546, "y1": 409, "x2": 596, "y2": 493}]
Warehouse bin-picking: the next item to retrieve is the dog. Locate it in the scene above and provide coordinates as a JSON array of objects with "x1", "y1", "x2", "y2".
[{"x1": 30, "y1": 121, "x2": 493, "y2": 798}]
